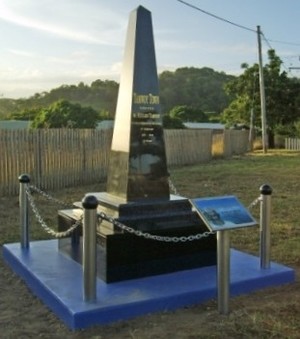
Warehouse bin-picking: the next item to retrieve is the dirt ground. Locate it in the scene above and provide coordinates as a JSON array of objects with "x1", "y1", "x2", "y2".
[{"x1": 1, "y1": 246, "x2": 299, "y2": 338}]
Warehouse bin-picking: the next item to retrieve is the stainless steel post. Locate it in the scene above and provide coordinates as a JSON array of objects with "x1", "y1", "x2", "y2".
[
  {"x1": 19, "y1": 174, "x2": 30, "y2": 249},
  {"x1": 217, "y1": 230, "x2": 230, "y2": 315},
  {"x1": 259, "y1": 184, "x2": 272, "y2": 269},
  {"x1": 82, "y1": 195, "x2": 98, "y2": 302}
]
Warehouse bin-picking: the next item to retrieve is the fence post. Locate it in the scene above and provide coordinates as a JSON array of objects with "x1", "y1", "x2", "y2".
[
  {"x1": 259, "y1": 184, "x2": 272, "y2": 269},
  {"x1": 82, "y1": 195, "x2": 98, "y2": 302},
  {"x1": 19, "y1": 174, "x2": 30, "y2": 249}
]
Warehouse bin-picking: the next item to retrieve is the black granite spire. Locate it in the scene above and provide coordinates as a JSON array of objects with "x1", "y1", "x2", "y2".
[{"x1": 106, "y1": 6, "x2": 169, "y2": 202}]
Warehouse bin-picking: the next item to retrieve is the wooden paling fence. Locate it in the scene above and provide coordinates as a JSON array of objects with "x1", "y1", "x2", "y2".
[
  {"x1": 285, "y1": 137, "x2": 300, "y2": 150},
  {"x1": 224, "y1": 129, "x2": 250, "y2": 156},
  {"x1": 164, "y1": 129, "x2": 213, "y2": 165},
  {"x1": 0, "y1": 129, "x2": 249, "y2": 196},
  {"x1": 0, "y1": 129, "x2": 113, "y2": 196}
]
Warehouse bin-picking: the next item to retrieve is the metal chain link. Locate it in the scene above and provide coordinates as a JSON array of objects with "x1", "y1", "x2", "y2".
[
  {"x1": 26, "y1": 186, "x2": 82, "y2": 238},
  {"x1": 29, "y1": 184, "x2": 72, "y2": 208},
  {"x1": 26, "y1": 180, "x2": 214, "y2": 242},
  {"x1": 98, "y1": 212, "x2": 215, "y2": 242},
  {"x1": 248, "y1": 196, "x2": 261, "y2": 211},
  {"x1": 168, "y1": 178, "x2": 180, "y2": 196}
]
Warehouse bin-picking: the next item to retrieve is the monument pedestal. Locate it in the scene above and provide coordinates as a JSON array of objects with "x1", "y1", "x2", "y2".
[
  {"x1": 58, "y1": 194, "x2": 217, "y2": 283},
  {"x1": 58, "y1": 5, "x2": 217, "y2": 283},
  {"x1": 94, "y1": 192, "x2": 205, "y2": 231}
]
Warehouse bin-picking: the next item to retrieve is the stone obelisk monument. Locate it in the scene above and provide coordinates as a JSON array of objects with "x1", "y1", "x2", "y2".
[
  {"x1": 96, "y1": 6, "x2": 196, "y2": 232},
  {"x1": 93, "y1": 6, "x2": 216, "y2": 282},
  {"x1": 106, "y1": 6, "x2": 169, "y2": 201},
  {"x1": 58, "y1": 6, "x2": 216, "y2": 283}
]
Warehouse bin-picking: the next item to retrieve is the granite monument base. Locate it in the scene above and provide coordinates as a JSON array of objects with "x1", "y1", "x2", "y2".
[{"x1": 58, "y1": 194, "x2": 217, "y2": 283}]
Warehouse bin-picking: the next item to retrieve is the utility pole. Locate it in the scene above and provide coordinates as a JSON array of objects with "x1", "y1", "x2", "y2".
[
  {"x1": 248, "y1": 107, "x2": 254, "y2": 151},
  {"x1": 257, "y1": 26, "x2": 268, "y2": 153}
]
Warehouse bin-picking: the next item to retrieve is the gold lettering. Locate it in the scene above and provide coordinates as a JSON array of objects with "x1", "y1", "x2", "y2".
[
  {"x1": 149, "y1": 93, "x2": 160, "y2": 104},
  {"x1": 133, "y1": 93, "x2": 160, "y2": 105},
  {"x1": 142, "y1": 139, "x2": 153, "y2": 144},
  {"x1": 132, "y1": 112, "x2": 160, "y2": 119}
]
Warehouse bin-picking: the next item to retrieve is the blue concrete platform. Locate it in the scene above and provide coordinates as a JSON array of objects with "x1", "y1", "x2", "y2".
[{"x1": 3, "y1": 240, "x2": 295, "y2": 330}]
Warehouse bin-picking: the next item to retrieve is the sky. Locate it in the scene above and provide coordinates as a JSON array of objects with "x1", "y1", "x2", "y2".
[{"x1": 1, "y1": 0, "x2": 300, "y2": 99}]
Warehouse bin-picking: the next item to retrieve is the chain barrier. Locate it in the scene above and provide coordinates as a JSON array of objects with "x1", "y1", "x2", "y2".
[
  {"x1": 97, "y1": 177, "x2": 216, "y2": 242},
  {"x1": 26, "y1": 186, "x2": 82, "y2": 238},
  {"x1": 248, "y1": 196, "x2": 261, "y2": 211},
  {"x1": 25, "y1": 180, "x2": 259, "y2": 242},
  {"x1": 98, "y1": 211, "x2": 215, "y2": 242},
  {"x1": 169, "y1": 176, "x2": 262, "y2": 213},
  {"x1": 29, "y1": 184, "x2": 72, "y2": 208}
]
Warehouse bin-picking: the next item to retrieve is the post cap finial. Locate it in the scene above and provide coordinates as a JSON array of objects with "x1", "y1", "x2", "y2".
[
  {"x1": 18, "y1": 174, "x2": 30, "y2": 183},
  {"x1": 260, "y1": 184, "x2": 272, "y2": 195},
  {"x1": 82, "y1": 195, "x2": 98, "y2": 209}
]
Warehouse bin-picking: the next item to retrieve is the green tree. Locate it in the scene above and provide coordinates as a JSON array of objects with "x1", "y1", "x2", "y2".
[
  {"x1": 169, "y1": 105, "x2": 208, "y2": 122},
  {"x1": 222, "y1": 50, "x2": 300, "y2": 137},
  {"x1": 221, "y1": 63, "x2": 260, "y2": 127},
  {"x1": 294, "y1": 119, "x2": 300, "y2": 137},
  {"x1": 162, "y1": 115, "x2": 185, "y2": 129},
  {"x1": 10, "y1": 107, "x2": 40, "y2": 121},
  {"x1": 31, "y1": 100, "x2": 99, "y2": 128}
]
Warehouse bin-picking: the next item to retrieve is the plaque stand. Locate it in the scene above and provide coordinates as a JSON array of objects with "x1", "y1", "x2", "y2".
[{"x1": 217, "y1": 230, "x2": 230, "y2": 315}]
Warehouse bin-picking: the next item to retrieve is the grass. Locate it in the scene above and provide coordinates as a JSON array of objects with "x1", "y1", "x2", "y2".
[
  {"x1": 1, "y1": 149, "x2": 299, "y2": 338},
  {"x1": 172, "y1": 150, "x2": 300, "y2": 265}
]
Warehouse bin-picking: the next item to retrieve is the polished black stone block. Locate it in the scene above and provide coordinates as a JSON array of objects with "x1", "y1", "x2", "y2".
[
  {"x1": 58, "y1": 209, "x2": 217, "y2": 283},
  {"x1": 92, "y1": 192, "x2": 199, "y2": 231},
  {"x1": 98, "y1": 233, "x2": 216, "y2": 283}
]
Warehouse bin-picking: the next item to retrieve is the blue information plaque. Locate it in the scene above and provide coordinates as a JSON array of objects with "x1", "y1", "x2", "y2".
[{"x1": 190, "y1": 196, "x2": 257, "y2": 231}]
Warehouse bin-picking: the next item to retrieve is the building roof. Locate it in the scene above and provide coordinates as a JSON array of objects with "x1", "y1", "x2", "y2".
[
  {"x1": 96, "y1": 120, "x2": 114, "y2": 129},
  {"x1": 0, "y1": 120, "x2": 31, "y2": 129},
  {"x1": 183, "y1": 122, "x2": 225, "y2": 130}
]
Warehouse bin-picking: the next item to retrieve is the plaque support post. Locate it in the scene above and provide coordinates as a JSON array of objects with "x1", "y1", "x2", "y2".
[
  {"x1": 259, "y1": 184, "x2": 272, "y2": 269},
  {"x1": 82, "y1": 195, "x2": 98, "y2": 302},
  {"x1": 217, "y1": 230, "x2": 230, "y2": 315},
  {"x1": 19, "y1": 174, "x2": 30, "y2": 249}
]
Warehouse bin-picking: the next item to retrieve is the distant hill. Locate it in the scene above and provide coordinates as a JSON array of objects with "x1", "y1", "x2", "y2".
[
  {"x1": 0, "y1": 80, "x2": 119, "y2": 121},
  {"x1": 159, "y1": 67, "x2": 234, "y2": 114},
  {"x1": 0, "y1": 67, "x2": 235, "y2": 120},
  {"x1": 0, "y1": 98, "x2": 24, "y2": 119}
]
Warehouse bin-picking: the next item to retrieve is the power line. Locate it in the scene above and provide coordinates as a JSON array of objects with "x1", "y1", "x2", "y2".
[
  {"x1": 177, "y1": 0, "x2": 300, "y2": 76},
  {"x1": 261, "y1": 33, "x2": 273, "y2": 50},
  {"x1": 176, "y1": 0, "x2": 300, "y2": 47},
  {"x1": 266, "y1": 39, "x2": 300, "y2": 47},
  {"x1": 261, "y1": 33, "x2": 291, "y2": 72},
  {"x1": 176, "y1": 0, "x2": 300, "y2": 75},
  {"x1": 176, "y1": 0, "x2": 256, "y2": 33}
]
